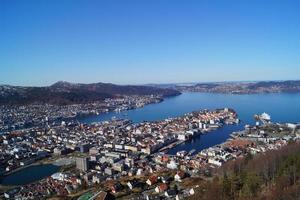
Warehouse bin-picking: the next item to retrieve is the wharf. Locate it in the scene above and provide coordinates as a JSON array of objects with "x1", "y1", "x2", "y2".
[{"x1": 159, "y1": 140, "x2": 185, "y2": 152}]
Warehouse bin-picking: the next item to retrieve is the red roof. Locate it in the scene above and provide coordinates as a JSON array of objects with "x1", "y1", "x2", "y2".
[
  {"x1": 176, "y1": 171, "x2": 185, "y2": 178},
  {"x1": 158, "y1": 183, "x2": 168, "y2": 192},
  {"x1": 148, "y1": 175, "x2": 158, "y2": 184}
]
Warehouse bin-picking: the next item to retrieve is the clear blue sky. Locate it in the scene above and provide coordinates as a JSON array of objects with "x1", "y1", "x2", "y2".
[{"x1": 1, "y1": 0, "x2": 300, "y2": 86}]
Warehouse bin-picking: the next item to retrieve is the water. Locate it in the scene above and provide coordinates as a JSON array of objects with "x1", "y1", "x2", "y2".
[
  {"x1": 3, "y1": 93, "x2": 300, "y2": 185},
  {"x1": 78, "y1": 92, "x2": 300, "y2": 124},
  {"x1": 168, "y1": 124, "x2": 243, "y2": 155},
  {"x1": 0, "y1": 164, "x2": 60, "y2": 186},
  {"x1": 78, "y1": 92, "x2": 300, "y2": 154}
]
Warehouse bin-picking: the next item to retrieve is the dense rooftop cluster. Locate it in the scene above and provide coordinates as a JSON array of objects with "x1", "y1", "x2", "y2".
[
  {"x1": 0, "y1": 95, "x2": 162, "y2": 132},
  {"x1": 1, "y1": 103, "x2": 299, "y2": 199},
  {"x1": 1, "y1": 108, "x2": 239, "y2": 199}
]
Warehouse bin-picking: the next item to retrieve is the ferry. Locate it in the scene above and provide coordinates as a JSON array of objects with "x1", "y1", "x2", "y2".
[
  {"x1": 254, "y1": 112, "x2": 271, "y2": 124},
  {"x1": 176, "y1": 150, "x2": 187, "y2": 157}
]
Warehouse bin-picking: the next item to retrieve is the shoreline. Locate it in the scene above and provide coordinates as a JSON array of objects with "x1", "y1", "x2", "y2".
[{"x1": 0, "y1": 163, "x2": 61, "y2": 187}]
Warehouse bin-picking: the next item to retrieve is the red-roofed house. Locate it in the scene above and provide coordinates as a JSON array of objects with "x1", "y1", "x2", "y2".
[{"x1": 146, "y1": 175, "x2": 158, "y2": 186}]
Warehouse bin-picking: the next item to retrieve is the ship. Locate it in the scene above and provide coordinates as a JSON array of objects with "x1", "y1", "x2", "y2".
[
  {"x1": 254, "y1": 112, "x2": 271, "y2": 124},
  {"x1": 176, "y1": 150, "x2": 187, "y2": 157}
]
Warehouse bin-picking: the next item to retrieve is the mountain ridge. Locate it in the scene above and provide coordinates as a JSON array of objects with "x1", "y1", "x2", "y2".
[
  {"x1": 0, "y1": 81, "x2": 181, "y2": 105},
  {"x1": 175, "y1": 80, "x2": 300, "y2": 94}
]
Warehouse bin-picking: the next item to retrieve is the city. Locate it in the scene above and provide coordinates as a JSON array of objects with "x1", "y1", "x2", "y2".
[
  {"x1": 1, "y1": 99, "x2": 300, "y2": 199},
  {"x1": 0, "y1": 95, "x2": 164, "y2": 132},
  {"x1": 1, "y1": 1, "x2": 300, "y2": 200}
]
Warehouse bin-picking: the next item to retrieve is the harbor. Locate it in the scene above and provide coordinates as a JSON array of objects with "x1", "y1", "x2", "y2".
[{"x1": 1, "y1": 92, "x2": 300, "y2": 199}]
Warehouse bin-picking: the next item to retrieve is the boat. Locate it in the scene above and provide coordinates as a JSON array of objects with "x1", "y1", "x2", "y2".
[
  {"x1": 254, "y1": 112, "x2": 271, "y2": 124},
  {"x1": 176, "y1": 150, "x2": 187, "y2": 157}
]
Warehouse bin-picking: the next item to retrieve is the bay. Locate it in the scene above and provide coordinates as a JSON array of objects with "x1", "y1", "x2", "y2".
[
  {"x1": 3, "y1": 92, "x2": 300, "y2": 186},
  {"x1": 78, "y1": 92, "x2": 300, "y2": 124},
  {"x1": 78, "y1": 92, "x2": 300, "y2": 154}
]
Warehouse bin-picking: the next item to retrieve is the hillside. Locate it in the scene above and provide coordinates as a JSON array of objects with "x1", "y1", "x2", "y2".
[
  {"x1": 0, "y1": 81, "x2": 181, "y2": 105},
  {"x1": 188, "y1": 142, "x2": 300, "y2": 200},
  {"x1": 176, "y1": 80, "x2": 300, "y2": 94}
]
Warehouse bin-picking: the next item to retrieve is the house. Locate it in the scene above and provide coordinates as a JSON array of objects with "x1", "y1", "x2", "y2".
[
  {"x1": 155, "y1": 183, "x2": 168, "y2": 193},
  {"x1": 127, "y1": 179, "x2": 140, "y2": 190},
  {"x1": 164, "y1": 189, "x2": 177, "y2": 198},
  {"x1": 111, "y1": 182, "x2": 122, "y2": 194},
  {"x1": 160, "y1": 175, "x2": 173, "y2": 183},
  {"x1": 53, "y1": 147, "x2": 70, "y2": 155},
  {"x1": 136, "y1": 168, "x2": 143, "y2": 176},
  {"x1": 112, "y1": 161, "x2": 124, "y2": 172},
  {"x1": 144, "y1": 193, "x2": 161, "y2": 200},
  {"x1": 89, "y1": 147, "x2": 99, "y2": 155},
  {"x1": 189, "y1": 188, "x2": 195, "y2": 195},
  {"x1": 83, "y1": 172, "x2": 94, "y2": 183},
  {"x1": 92, "y1": 173, "x2": 106, "y2": 184},
  {"x1": 104, "y1": 167, "x2": 115, "y2": 176},
  {"x1": 128, "y1": 168, "x2": 137, "y2": 176},
  {"x1": 208, "y1": 157, "x2": 224, "y2": 166},
  {"x1": 4, "y1": 187, "x2": 21, "y2": 199},
  {"x1": 174, "y1": 171, "x2": 186, "y2": 182},
  {"x1": 161, "y1": 155, "x2": 169, "y2": 163},
  {"x1": 65, "y1": 184, "x2": 74, "y2": 194},
  {"x1": 146, "y1": 175, "x2": 158, "y2": 186},
  {"x1": 167, "y1": 160, "x2": 178, "y2": 169}
]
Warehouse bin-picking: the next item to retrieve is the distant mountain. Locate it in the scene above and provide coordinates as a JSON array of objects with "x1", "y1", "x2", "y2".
[
  {"x1": 144, "y1": 82, "x2": 199, "y2": 89},
  {"x1": 0, "y1": 81, "x2": 181, "y2": 105},
  {"x1": 175, "y1": 80, "x2": 300, "y2": 94}
]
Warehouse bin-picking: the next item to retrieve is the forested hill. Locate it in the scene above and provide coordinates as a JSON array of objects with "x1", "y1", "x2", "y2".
[
  {"x1": 188, "y1": 142, "x2": 300, "y2": 200},
  {"x1": 0, "y1": 81, "x2": 181, "y2": 105}
]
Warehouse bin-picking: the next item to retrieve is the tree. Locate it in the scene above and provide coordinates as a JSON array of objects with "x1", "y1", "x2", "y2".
[
  {"x1": 242, "y1": 172, "x2": 262, "y2": 198},
  {"x1": 222, "y1": 173, "x2": 233, "y2": 200}
]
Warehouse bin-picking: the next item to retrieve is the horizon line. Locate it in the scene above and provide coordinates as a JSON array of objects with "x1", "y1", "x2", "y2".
[{"x1": 1, "y1": 79, "x2": 300, "y2": 87}]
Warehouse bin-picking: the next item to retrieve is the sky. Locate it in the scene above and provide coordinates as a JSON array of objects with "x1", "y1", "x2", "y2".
[{"x1": 0, "y1": 0, "x2": 300, "y2": 86}]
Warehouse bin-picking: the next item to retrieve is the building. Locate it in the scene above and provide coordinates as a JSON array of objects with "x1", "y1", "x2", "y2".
[
  {"x1": 174, "y1": 171, "x2": 186, "y2": 182},
  {"x1": 155, "y1": 183, "x2": 168, "y2": 193},
  {"x1": 4, "y1": 187, "x2": 21, "y2": 199},
  {"x1": 53, "y1": 147, "x2": 70, "y2": 155},
  {"x1": 76, "y1": 157, "x2": 89, "y2": 172},
  {"x1": 146, "y1": 175, "x2": 158, "y2": 186},
  {"x1": 79, "y1": 143, "x2": 90, "y2": 153},
  {"x1": 89, "y1": 147, "x2": 99, "y2": 155}
]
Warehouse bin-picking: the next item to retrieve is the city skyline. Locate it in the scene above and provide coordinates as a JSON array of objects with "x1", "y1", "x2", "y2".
[{"x1": 1, "y1": 0, "x2": 300, "y2": 86}]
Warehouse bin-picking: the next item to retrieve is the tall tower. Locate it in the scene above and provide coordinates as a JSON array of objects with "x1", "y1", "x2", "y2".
[{"x1": 76, "y1": 157, "x2": 89, "y2": 172}]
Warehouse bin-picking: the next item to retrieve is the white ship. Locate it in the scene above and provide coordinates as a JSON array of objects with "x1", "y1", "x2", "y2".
[
  {"x1": 255, "y1": 112, "x2": 271, "y2": 124},
  {"x1": 176, "y1": 150, "x2": 187, "y2": 157}
]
